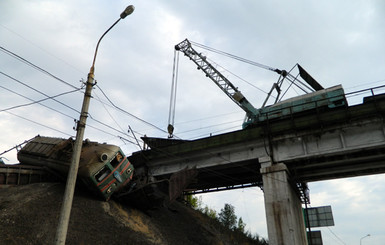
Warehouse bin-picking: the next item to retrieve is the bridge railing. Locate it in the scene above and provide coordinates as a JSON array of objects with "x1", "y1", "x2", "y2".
[{"x1": 345, "y1": 85, "x2": 385, "y2": 106}]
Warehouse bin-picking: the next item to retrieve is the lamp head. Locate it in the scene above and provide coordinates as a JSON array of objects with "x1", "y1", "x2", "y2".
[{"x1": 120, "y1": 5, "x2": 135, "y2": 19}]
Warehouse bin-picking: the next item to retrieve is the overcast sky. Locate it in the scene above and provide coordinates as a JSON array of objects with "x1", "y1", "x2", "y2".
[{"x1": 1, "y1": 1, "x2": 385, "y2": 244}]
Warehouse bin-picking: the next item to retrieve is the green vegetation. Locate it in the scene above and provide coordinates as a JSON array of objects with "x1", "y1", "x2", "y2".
[{"x1": 186, "y1": 195, "x2": 268, "y2": 245}]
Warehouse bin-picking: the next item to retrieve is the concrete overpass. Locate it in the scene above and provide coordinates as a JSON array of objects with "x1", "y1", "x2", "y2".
[{"x1": 128, "y1": 87, "x2": 385, "y2": 245}]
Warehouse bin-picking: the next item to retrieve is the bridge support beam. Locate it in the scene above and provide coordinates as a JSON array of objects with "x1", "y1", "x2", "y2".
[{"x1": 260, "y1": 159, "x2": 307, "y2": 245}]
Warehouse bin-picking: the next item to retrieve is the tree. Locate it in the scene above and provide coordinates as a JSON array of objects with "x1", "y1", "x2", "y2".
[
  {"x1": 203, "y1": 206, "x2": 218, "y2": 220},
  {"x1": 218, "y1": 203, "x2": 237, "y2": 230},
  {"x1": 237, "y1": 217, "x2": 246, "y2": 233},
  {"x1": 185, "y1": 195, "x2": 202, "y2": 210}
]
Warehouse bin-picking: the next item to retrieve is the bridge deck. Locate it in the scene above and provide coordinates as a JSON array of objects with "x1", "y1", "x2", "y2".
[{"x1": 129, "y1": 92, "x2": 385, "y2": 193}]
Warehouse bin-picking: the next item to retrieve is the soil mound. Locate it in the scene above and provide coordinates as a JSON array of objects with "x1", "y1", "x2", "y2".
[{"x1": 0, "y1": 183, "x2": 257, "y2": 245}]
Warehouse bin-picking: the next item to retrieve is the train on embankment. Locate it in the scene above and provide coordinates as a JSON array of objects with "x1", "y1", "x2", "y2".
[{"x1": 16, "y1": 135, "x2": 135, "y2": 200}]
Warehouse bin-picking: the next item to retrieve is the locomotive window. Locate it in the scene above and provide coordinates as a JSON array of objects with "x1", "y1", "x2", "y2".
[
  {"x1": 110, "y1": 152, "x2": 123, "y2": 168},
  {"x1": 95, "y1": 166, "x2": 111, "y2": 182}
]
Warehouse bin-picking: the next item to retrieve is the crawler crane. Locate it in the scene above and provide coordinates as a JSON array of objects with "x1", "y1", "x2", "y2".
[{"x1": 168, "y1": 39, "x2": 346, "y2": 137}]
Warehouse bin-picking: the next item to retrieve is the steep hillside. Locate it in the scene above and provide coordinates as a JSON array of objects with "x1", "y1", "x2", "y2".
[{"x1": 0, "y1": 183, "x2": 262, "y2": 244}]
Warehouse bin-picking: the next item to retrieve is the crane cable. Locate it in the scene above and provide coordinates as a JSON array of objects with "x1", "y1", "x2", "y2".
[
  {"x1": 189, "y1": 40, "x2": 286, "y2": 75},
  {"x1": 189, "y1": 40, "x2": 317, "y2": 97},
  {"x1": 167, "y1": 49, "x2": 179, "y2": 138}
]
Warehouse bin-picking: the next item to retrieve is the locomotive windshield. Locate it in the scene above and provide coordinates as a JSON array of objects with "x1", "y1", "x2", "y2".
[
  {"x1": 110, "y1": 152, "x2": 123, "y2": 168},
  {"x1": 95, "y1": 166, "x2": 111, "y2": 182}
]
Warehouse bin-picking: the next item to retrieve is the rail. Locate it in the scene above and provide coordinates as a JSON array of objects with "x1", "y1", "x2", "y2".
[{"x1": 0, "y1": 164, "x2": 55, "y2": 187}]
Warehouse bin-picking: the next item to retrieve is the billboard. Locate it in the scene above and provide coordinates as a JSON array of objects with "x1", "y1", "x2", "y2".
[{"x1": 304, "y1": 205, "x2": 334, "y2": 228}]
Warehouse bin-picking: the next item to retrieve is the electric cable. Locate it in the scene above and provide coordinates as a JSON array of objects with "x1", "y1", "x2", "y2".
[
  {"x1": 0, "y1": 46, "x2": 79, "y2": 89},
  {"x1": 0, "y1": 70, "x2": 81, "y2": 114},
  {"x1": 93, "y1": 91, "x2": 127, "y2": 135},
  {"x1": 0, "y1": 24, "x2": 84, "y2": 75},
  {"x1": 0, "y1": 84, "x2": 77, "y2": 120},
  {"x1": 177, "y1": 119, "x2": 242, "y2": 135},
  {"x1": 95, "y1": 84, "x2": 168, "y2": 134},
  {"x1": 0, "y1": 80, "x2": 139, "y2": 147},
  {"x1": 0, "y1": 87, "x2": 81, "y2": 113},
  {"x1": 3, "y1": 110, "x2": 72, "y2": 136}
]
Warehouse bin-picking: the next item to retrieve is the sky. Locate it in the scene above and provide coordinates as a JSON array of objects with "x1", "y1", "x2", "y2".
[{"x1": 1, "y1": 0, "x2": 385, "y2": 244}]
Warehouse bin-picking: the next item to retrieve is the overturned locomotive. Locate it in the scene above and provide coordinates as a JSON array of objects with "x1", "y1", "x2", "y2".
[
  {"x1": 17, "y1": 135, "x2": 134, "y2": 200},
  {"x1": 16, "y1": 135, "x2": 196, "y2": 208}
]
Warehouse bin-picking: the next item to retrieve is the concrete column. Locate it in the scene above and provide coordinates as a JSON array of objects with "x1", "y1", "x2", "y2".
[{"x1": 260, "y1": 158, "x2": 307, "y2": 245}]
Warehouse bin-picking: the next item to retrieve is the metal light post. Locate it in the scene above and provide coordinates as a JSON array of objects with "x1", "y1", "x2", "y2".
[
  {"x1": 360, "y1": 234, "x2": 370, "y2": 245},
  {"x1": 54, "y1": 5, "x2": 134, "y2": 245}
]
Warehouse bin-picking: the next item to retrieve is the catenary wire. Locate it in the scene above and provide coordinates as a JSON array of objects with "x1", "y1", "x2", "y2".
[
  {"x1": 0, "y1": 70, "x2": 82, "y2": 114},
  {"x1": 0, "y1": 82, "x2": 138, "y2": 145},
  {"x1": 3, "y1": 110, "x2": 72, "y2": 137},
  {"x1": 0, "y1": 46, "x2": 79, "y2": 89},
  {"x1": 95, "y1": 84, "x2": 168, "y2": 135},
  {"x1": 0, "y1": 87, "x2": 81, "y2": 113}
]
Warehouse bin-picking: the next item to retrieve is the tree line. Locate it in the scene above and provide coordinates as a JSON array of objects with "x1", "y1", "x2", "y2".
[{"x1": 186, "y1": 195, "x2": 268, "y2": 245}]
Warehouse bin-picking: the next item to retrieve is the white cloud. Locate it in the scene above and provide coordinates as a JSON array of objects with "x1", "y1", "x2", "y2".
[{"x1": 1, "y1": 1, "x2": 385, "y2": 244}]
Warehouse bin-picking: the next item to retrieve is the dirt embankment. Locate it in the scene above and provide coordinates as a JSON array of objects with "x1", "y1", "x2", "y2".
[{"x1": 0, "y1": 183, "x2": 257, "y2": 245}]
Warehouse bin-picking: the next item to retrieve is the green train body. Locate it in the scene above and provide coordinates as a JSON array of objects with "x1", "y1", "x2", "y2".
[
  {"x1": 242, "y1": 85, "x2": 347, "y2": 128},
  {"x1": 17, "y1": 135, "x2": 134, "y2": 200}
]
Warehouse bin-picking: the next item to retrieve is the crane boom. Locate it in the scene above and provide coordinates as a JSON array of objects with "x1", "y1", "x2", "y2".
[{"x1": 175, "y1": 39, "x2": 259, "y2": 122}]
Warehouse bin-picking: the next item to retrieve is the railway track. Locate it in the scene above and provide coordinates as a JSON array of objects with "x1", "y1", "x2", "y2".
[{"x1": 0, "y1": 164, "x2": 57, "y2": 187}]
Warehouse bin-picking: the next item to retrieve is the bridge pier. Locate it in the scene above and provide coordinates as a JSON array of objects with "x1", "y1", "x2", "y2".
[{"x1": 260, "y1": 158, "x2": 307, "y2": 245}]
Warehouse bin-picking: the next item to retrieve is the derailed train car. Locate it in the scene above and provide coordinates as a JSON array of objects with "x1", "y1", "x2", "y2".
[{"x1": 17, "y1": 135, "x2": 134, "y2": 200}]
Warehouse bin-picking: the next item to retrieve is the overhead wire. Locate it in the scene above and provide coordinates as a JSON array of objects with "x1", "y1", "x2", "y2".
[
  {"x1": 0, "y1": 82, "x2": 138, "y2": 145},
  {"x1": 0, "y1": 45, "x2": 168, "y2": 143},
  {"x1": 0, "y1": 72, "x2": 140, "y2": 146},
  {"x1": 93, "y1": 91, "x2": 128, "y2": 135},
  {"x1": 0, "y1": 84, "x2": 78, "y2": 119},
  {"x1": 95, "y1": 84, "x2": 168, "y2": 134},
  {"x1": 0, "y1": 70, "x2": 82, "y2": 114},
  {"x1": 0, "y1": 87, "x2": 81, "y2": 113},
  {"x1": 177, "y1": 119, "x2": 242, "y2": 135},
  {"x1": 1, "y1": 44, "x2": 166, "y2": 136},
  {"x1": 0, "y1": 46, "x2": 79, "y2": 89},
  {"x1": 0, "y1": 24, "x2": 84, "y2": 75},
  {"x1": 3, "y1": 110, "x2": 72, "y2": 137}
]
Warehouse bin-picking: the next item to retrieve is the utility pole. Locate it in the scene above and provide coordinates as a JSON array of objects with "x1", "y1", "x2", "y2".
[{"x1": 54, "y1": 5, "x2": 135, "y2": 244}]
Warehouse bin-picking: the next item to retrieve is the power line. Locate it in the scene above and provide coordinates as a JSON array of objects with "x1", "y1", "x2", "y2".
[
  {"x1": 0, "y1": 70, "x2": 82, "y2": 114},
  {"x1": 1, "y1": 39, "x2": 169, "y2": 139},
  {"x1": 0, "y1": 24, "x2": 84, "y2": 75},
  {"x1": 3, "y1": 110, "x2": 72, "y2": 137},
  {"x1": 0, "y1": 45, "x2": 79, "y2": 89},
  {"x1": 0, "y1": 43, "x2": 168, "y2": 137},
  {"x1": 177, "y1": 119, "x2": 242, "y2": 135},
  {"x1": 0, "y1": 84, "x2": 77, "y2": 120},
  {"x1": 0, "y1": 79, "x2": 138, "y2": 146},
  {"x1": 95, "y1": 84, "x2": 168, "y2": 134},
  {"x1": 0, "y1": 70, "x2": 133, "y2": 140},
  {"x1": 0, "y1": 87, "x2": 81, "y2": 113}
]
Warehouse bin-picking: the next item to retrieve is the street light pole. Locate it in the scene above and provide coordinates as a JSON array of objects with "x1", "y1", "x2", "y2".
[
  {"x1": 360, "y1": 234, "x2": 370, "y2": 245},
  {"x1": 54, "y1": 5, "x2": 135, "y2": 245}
]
